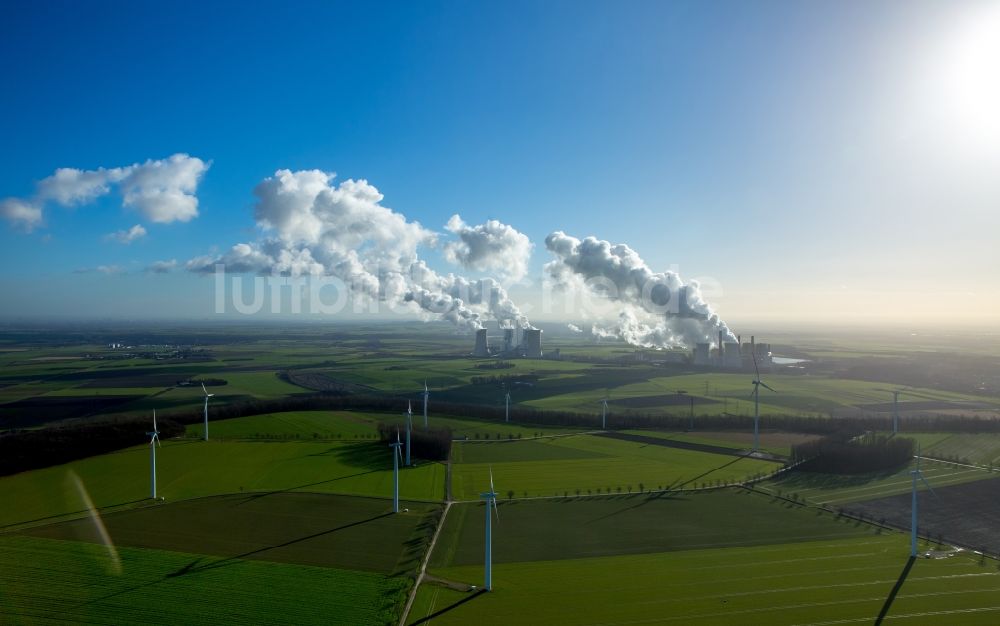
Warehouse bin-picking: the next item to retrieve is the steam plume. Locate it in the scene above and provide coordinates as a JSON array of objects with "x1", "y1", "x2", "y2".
[{"x1": 545, "y1": 231, "x2": 734, "y2": 348}]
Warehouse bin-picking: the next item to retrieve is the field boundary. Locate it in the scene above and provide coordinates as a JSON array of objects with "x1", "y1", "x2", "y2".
[{"x1": 400, "y1": 501, "x2": 453, "y2": 626}]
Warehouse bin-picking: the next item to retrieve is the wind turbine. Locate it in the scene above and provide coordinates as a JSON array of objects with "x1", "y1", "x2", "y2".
[
  {"x1": 146, "y1": 410, "x2": 161, "y2": 499},
  {"x1": 750, "y1": 353, "x2": 776, "y2": 453},
  {"x1": 480, "y1": 466, "x2": 500, "y2": 591},
  {"x1": 601, "y1": 397, "x2": 609, "y2": 430},
  {"x1": 201, "y1": 383, "x2": 215, "y2": 441},
  {"x1": 505, "y1": 388, "x2": 511, "y2": 423},
  {"x1": 423, "y1": 381, "x2": 429, "y2": 428},
  {"x1": 389, "y1": 430, "x2": 403, "y2": 513},
  {"x1": 910, "y1": 444, "x2": 936, "y2": 557},
  {"x1": 876, "y1": 387, "x2": 911, "y2": 434},
  {"x1": 405, "y1": 401, "x2": 413, "y2": 466}
]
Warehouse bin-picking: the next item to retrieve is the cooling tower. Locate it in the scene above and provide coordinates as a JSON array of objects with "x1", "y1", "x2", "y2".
[
  {"x1": 522, "y1": 329, "x2": 542, "y2": 358},
  {"x1": 473, "y1": 328, "x2": 489, "y2": 357},
  {"x1": 693, "y1": 342, "x2": 711, "y2": 365},
  {"x1": 503, "y1": 327, "x2": 514, "y2": 352},
  {"x1": 723, "y1": 342, "x2": 742, "y2": 368}
]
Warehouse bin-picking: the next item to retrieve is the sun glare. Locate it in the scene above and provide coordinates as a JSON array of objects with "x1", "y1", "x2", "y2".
[{"x1": 928, "y1": 2, "x2": 1000, "y2": 146}]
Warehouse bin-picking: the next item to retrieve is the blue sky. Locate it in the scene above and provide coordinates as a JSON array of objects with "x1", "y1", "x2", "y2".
[{"x1": 1, "y1": 0, "x2": 998, "y2": 327}]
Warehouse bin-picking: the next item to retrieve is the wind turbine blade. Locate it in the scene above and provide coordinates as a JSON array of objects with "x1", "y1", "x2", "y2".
[
  {"x1": 201, "y1": 382, "x2": 208, "y2": 396},
  {"x1": 493, "y1": 497, "x2": 500, "y2": 522},
  {"x1": 752, "y1": 351, "x2": 760, "y2": 379},
  {"x1": 489, "y1": 465, "x2": 495, "y2": 494},
  {"x1": 760, "y1": 382, "x2": 777, "y2": 393},
  {"x1": 153, "y1": 409, "x2": 157, "y2": 431}
]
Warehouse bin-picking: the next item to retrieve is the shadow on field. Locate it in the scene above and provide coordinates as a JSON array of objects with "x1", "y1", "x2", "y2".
[
  {"x1": 234, "y1": 468, "x2": 384, "y2": 505},
  {"x1": 310, "y1": 441, "x2": 388, "y2": 470},
  {"x1": 164, "y1": 512, "x2": 395, "y2": 577},
  {"x1": 409, "y1": 588, "x2": 487, "y2": 625},
  {"x1": 2, "y1": 498, "x2": 148, "y2": 530},
  {"x1": 675, "y1": 455, "x2": 744, "y2": 490},
  {"x1": 874, "y1": 556, "x2": 916, "y2": 625}
]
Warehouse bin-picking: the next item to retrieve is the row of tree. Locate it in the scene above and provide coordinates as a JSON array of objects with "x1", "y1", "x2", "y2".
[
  {"x1": 0, "y1": 416, "x2": 185, "y2": 476},
  {"x1": 792, "y1": 434, "x2": 916, "y2": 474},
  {"x1": 375, "y1": 422, "x2": 452, "y2": 461}
]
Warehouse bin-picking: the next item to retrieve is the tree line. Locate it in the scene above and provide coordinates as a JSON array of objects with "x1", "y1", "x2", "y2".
[
  {"x1": 375, "y1": 422, "x2": 452, "y2": 461},
  {"x1": 0, "y1": 416, "x2": 185, "y2": 476},
  {"x1": 792, "y1": 434, "x2": 916, "y2": 474}
]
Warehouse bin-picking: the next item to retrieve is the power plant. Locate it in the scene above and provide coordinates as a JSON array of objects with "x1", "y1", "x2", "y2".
[
  {"x1": 470, "y1": 322, "x2": 543, "y2": 358},
  {"x1": 693, "y1": 334, "x2": 772, "y2": 371}
]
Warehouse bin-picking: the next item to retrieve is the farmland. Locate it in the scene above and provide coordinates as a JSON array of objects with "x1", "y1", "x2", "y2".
[
  {"x1": 410, "y1": 488, "x2": 1000, "y2": 625},
  {"x1": 410, "y1": 535, "x2": 1000, "y2": 625},
  {"x1": 3, "y1": 322, "x2": 1000, "y2": 624},
  {"x1": 0, "y1": 439, "x2": 445, "y2": 529},
  {"x1": 760, "y1": 456, "x2": 992, "y2": 506},
  {"x1": 449, "y1": 434, "x2": 780, "y2": 500},
  {"x1": 0, "y1": 535, "x2": 402, "y2": 625}
]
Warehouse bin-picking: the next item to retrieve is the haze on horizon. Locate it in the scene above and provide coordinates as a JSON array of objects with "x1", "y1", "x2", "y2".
[{"x1": 1, "y1": 0, "x2": 998, "y2": 331}]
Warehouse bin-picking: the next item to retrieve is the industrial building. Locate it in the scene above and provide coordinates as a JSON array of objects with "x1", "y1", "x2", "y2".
[
  {"x1": 693, "y1": 333, "x2": 772, "y2": 371},
  {"x1": 470, "y1": 322, "x2": 542, "y2": 358}
]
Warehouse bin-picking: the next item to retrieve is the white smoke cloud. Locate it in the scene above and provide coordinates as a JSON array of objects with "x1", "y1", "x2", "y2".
[
  {"x1": 442, "y1": 215, "x2": 533, "y2": 283},
  {"x1": 0, "y1": 198, "x2": 43, "y2": 232},
  {"x1": 187, "y1": 169, "x2": 533, "y2": 331},
  {"x1": 104, "y1": 224, "x2": 147, "y2": 244},
  {"x1": 545, "y1": 231, "x2": 734, "y2": 348},
  {"x1": 567, "y1": 323, "x2": 583, "y2": 333},
  {"x1": 0, "y1": 154, "x2": 209, "y2": 231}
]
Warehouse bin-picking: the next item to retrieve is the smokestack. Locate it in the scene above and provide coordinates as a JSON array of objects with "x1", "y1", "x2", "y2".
[
  {"x1": 473, "y1": 328, "x2": 489, "y2": 357},
  {"x1": 718, "y1": 330, "x2": 725, "y2": 359}
]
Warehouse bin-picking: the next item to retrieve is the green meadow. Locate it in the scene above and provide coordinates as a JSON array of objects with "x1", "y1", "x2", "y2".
[
  {"x1": 410, "y1": 535, "x2": 1000, "y2": 625},
  {"x1": 449, "y1": 434, "x2": 779, "y2": 500},
  {"x1": 0, "y1": 440, "x2": 444, "y2": 529},
  {"x1": 0, "y1": 535, "x2": 401, "y2": 625}
]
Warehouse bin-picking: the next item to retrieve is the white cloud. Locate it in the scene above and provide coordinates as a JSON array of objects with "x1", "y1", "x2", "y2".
[
  {"x1": 37, "y1": 166, "x2": 127, "y2": 206},
  {"x1": 104, "y1": 224, "x2": 147, "y2": 244},
  {"x1": 442, "y1": 215, "x2": 533, "y2": 283},
  {"x1": 74, "y1": 264, "x2": 125, "y2": 275},
  {"x1": 0, "y1": 198, "x2": 43, "y2": 232},
  {"x1": 0, "y1": 153, "x2": 209, "y2": 231},
  {"x1": 119, "y1": 154, "x2": 208, "y2": 223},
  {"x1": 146, "y1": 259, "x2": 177, "y2": 274}
]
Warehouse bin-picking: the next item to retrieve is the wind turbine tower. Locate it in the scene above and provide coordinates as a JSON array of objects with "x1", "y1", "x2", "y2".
[
  {"x1": 389, "y1": 431, "x2": 403, "y2": 513},
  {"x1": 910, "y1": 445, "x2": 935, "y2": 557},
  {"x1": 893, "y1": 390, "x2": 901, "y2": 434},
  {"x1": 201, "y1": 383, "x2": 215, "y2": 441},
  {"x1": 601, "y1": 398, "x2": 608, "y2": 430},
  {"x1": 750, "y1": 354, "x2": 776, "y2": 453},
  {"x1": 505, "y1": 390, "x2": 511, "y2": 423},
  {"x1": 423, "y1": 381, "x2": 429, "y2": 428},
  {"x1": 480, "y1": 467, "x2": 500, "y2": 591},
  {"x1": 405, "y1": 401, "x2": 413, "y2": 466},
  {"x1": 146, "y1": 410, "x2": 161, "y2": 499}
]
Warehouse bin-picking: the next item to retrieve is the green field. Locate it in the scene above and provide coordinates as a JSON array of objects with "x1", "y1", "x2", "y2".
[
  {"x1": 189, "y1": 410, "x2": 585, "y2": 442},
  {"x1": 621, "y1": 428, "x2": 820, "y2": 457},
  {"x1": 0, "y1": 535, "x2": 402, "y2": 625},
  {"x1": 410, "y1": 535, "x2": 1000, "y2": 625},
  {"x1": 25, "y1": 492, "x2": 439, "y2": 574},
  {"x1": 924, "y1": 433, "x2": 1000, "y2": 465},
  {"x1": 450, "y1": 434, "x2": 780, "y2": 500},
  {"x1": 431, "y1": 489, "x2": 875, "y2": 567},
  {"x1": 0, "y1": 440, "x2": 444, "y2": 529},
  {"x1": 184, "y1": 410, "x2": 380, "y2": 440},
  {"x1": 410, "y1": 488, "x2": 1000, "y2": 625},
  {"x1": 761, "y1": 457, "x2": 993, "y2": 506}
]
